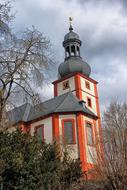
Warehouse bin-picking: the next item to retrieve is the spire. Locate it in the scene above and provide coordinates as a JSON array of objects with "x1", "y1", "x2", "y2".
[
  {"x1": 58, "y1": 20, "x2": 91, "y2": 79},
  {"x1": 69, "y1": 17, "x2": 73, "y2": 32}
]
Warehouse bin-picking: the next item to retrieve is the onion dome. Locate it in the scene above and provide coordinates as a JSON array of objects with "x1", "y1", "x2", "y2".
[
  {"x1": 58, "y1": 57, "x2": 91, "y2": 78},
  {"x1": 58, "y1": 18, "x2": 91, "y2": 79}
]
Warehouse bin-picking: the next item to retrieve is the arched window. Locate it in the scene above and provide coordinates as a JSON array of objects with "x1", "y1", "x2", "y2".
[
  {"x1": 87, "y1": 97, "x2": 92, "y2": 108},
  {"x1": 66, "y1": 46, "x2": 70, "y2": 57},
  {"x1": 76, "y1": 46, "x2": 80, "y2": 56},
  {"x1": 71, "y1": 45, "x2": 75, "y2": 56}
]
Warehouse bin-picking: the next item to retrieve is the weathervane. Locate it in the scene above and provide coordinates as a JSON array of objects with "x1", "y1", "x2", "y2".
[{"x1": 69, "y1": 17, "x2": 73, "y2": 31}]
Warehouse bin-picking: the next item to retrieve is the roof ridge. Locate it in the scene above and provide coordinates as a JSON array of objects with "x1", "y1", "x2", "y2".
[
  {"x1": 67, "y1": 93, "x2": 85, "y2": 110},
  {"x1": 54, "y1": 91, "x2": 82, "y2": 113},
  {"x1": 54, "y1": 92, "x2": 70, "y2": 112}
]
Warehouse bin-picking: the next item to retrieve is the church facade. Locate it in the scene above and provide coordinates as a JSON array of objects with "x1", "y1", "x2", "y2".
[{"x1": 9, "y1": 23, "x2": 103, "y2": 173}]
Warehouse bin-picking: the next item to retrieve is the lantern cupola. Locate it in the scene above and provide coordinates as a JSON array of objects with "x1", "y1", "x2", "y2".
[{"x1": 58, "y1": 17, "x2": 91, "y2": 79}]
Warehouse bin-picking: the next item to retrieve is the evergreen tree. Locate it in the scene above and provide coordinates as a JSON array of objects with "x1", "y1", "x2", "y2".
[{"x1": 0, "y1": 130, "x2": 83, "y2": 190}]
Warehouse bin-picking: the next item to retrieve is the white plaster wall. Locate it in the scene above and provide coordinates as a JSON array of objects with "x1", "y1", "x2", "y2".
[
  {"x1": 57, "y1": 77, "x2": 75, "y2": 96},
  {"x1": 80, "y1": 76, "x2": 97, "y2": 115},
  {"x1": 86, "y1": 146, "x2": 97, "y2": 163},
  {"x1": 80, "y1": 77, "x2": 95, "y2": 96},
  {"x1": 59, "y1": 114, "x2": 79, "y2": 159},
  {"x1": 30, "y1": 117, "x2": 52, "y2": 143}
]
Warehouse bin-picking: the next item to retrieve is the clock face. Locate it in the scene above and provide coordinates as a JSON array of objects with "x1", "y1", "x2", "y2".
[{"x1": 63, "y1": 80, "x2": 69, "y2": 90}]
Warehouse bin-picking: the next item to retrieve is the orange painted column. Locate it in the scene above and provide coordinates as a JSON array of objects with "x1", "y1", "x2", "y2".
[
  {"x1": 75, "y1": 74, "x2": 82, "y2": 100},
  {"x1": 93, "y1": 119, "x2": 100, "y2": 164},
  {"x1": 52, "y1": 114, "x2": 59, "y2": 142},
  {"x1": 94, "y1": 84, "x2": 104, "y2": 160},
  {"x1": 77, "y1": 113, "x2": 87, "y2": 172}
]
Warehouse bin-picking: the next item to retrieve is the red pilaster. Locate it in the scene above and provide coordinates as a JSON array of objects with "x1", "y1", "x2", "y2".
[
  {"x1": 94, "y1": 84, "x2": 104, "y2": 160},
  {"x1": 52, "y1": 114, "x2": 59, "y2": 142},
  {"x1": 75, "y1": 74, "x2": 82, "y2": 100},
  {"x1": 77, "y1": 113, "x2": 87, "y2": 172}
]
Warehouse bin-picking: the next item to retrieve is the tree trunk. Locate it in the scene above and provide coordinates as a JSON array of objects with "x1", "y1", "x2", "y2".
[{"x1": 0, "y1": 90, "x2": 6, "y2": 129}]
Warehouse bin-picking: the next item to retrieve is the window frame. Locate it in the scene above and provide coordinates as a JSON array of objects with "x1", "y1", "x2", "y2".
[
  {"x1": 71, "y1": 45, "x2": 75, "y2": 56},
  {"x1": 87, "y1": 96, "x2": 92, "y2": 108},
  {"x1": 62, "y1": 119, "x2": 76, "y2": 145},
  {"x1": 35, "y1": 124, "x2": 44, "y2": 143},
  {"x1": 85, "y1": 121, "x2": 94, "y2": 146},
  {"x1": 85, "y1": 81, "x2": 90, "y2": 90},
  {"x1": 63, "y1": 80, "x2": 70, "y2": 90}
]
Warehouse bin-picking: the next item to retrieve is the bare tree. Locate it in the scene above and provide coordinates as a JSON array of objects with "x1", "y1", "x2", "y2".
[
  {"x1": 0, "y1": 0, "x2": 13, "y2": 35},
  {"x1": 0, "y1": 1, "x2": 54, "y2": 128},
  {"x1": 94, "y1": 101, "x2": 127, "y2": 190}
]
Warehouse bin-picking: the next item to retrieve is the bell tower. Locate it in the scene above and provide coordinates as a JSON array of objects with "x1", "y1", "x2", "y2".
[{"x1": 52, "y1": 19, "x2": 103, "y2": 174}]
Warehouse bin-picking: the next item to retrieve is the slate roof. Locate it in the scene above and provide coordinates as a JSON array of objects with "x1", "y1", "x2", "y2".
[
  {"x1": 64, "y1": 31, "x2": 80, "y2": 41},
  {"x1": 8, "y1": 92, "x2": 97, "y2": 125},
  {"x1": 58, "y1": 57, "x2": 91, "y2": 78}
]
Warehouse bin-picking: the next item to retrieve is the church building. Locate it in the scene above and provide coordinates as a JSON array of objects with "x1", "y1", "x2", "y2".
[{"x1": 9, "y1": 21, "x2": 102, "y2": 173}]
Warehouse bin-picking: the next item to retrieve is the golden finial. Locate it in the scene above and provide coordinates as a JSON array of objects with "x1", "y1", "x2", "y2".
[
  {"x1": 69, "y1": 17, "x2": 73, "y2": 24},
  {"x1": 69, "y1": 17, "x2": 73, "y2": 31}
]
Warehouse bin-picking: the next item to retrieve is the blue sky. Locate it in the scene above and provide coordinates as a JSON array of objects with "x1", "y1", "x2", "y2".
[{"x1": 10, "y1": 0, "x2": 127, "y2": 112}]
